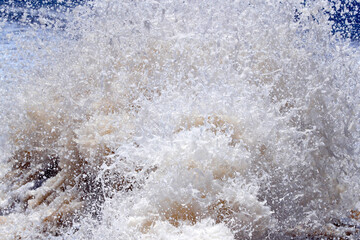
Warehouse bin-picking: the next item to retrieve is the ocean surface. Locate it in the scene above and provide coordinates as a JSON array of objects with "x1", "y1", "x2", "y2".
[{"x1": 0, "y1": 1, "x2": 360, "y2": 239}]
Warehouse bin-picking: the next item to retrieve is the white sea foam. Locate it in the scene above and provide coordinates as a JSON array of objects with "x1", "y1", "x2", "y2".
[{"x1": 0, "y1": 0, "x2": 360, "y2": 239}]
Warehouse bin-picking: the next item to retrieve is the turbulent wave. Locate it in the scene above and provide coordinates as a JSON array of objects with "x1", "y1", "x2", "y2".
[{"x1": 0, "y1": 0, "x2": 360, "y2": 239}]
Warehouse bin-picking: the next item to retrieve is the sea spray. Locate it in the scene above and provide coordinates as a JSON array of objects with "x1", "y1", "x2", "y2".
[{"x1": 0, "y1": 0, "x2": 360, "y2": 239}]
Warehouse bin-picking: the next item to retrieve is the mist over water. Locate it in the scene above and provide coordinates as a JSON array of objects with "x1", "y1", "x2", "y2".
[{"x1": 0, "y1": 0, "x2": 360, "y2": 239}]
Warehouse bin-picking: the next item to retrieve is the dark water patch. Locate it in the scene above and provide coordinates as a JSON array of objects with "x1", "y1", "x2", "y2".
[
  {"x1": 328, "y1": 0, "x2": 360, "y2": 41},
  {"x1": 0, "y1": 0, "x2": 87, "y2": 9},
  {"x1": 0, "y1": 0, "x2": 88, "y2": 27}
]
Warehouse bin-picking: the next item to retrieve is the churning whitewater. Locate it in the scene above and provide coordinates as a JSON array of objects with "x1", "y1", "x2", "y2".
[{"x1": 0, "y1": 0, "x2": 359, "y2": 239}]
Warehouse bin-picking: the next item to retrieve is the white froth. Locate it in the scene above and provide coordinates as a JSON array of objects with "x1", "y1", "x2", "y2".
[{"x1": 0, "y1": 0, "x2": 360, "y2": 239}]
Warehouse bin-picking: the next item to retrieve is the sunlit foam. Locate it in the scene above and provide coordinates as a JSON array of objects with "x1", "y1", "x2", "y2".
[{"x1": 0, "y1": 0, "x2": 360, "y2": 239}]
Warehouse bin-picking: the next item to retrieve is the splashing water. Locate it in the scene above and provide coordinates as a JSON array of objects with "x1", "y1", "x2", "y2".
[{"x1": 0, "y1": 0, "x2": 360, "y2": 239}]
